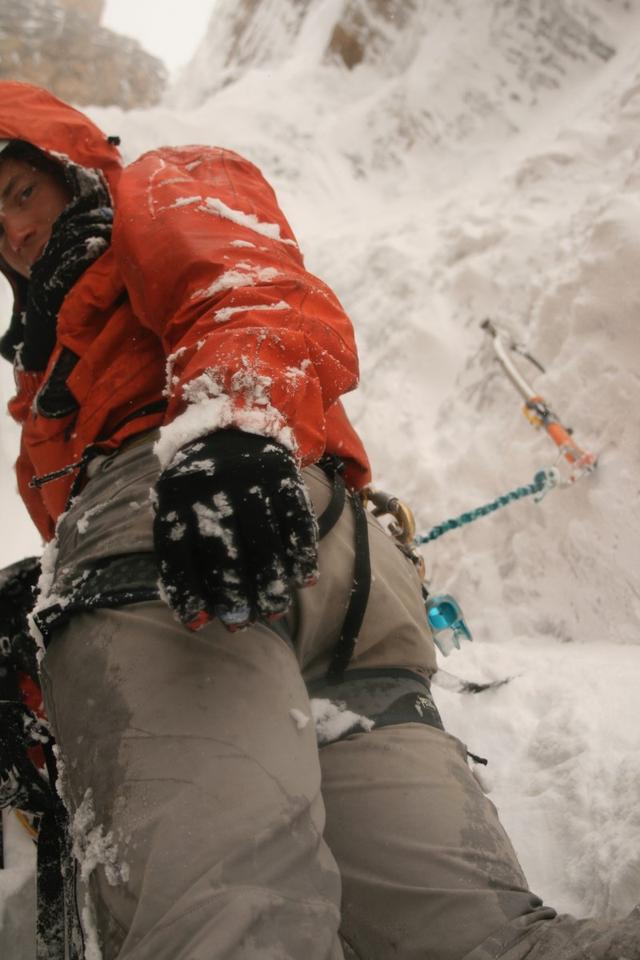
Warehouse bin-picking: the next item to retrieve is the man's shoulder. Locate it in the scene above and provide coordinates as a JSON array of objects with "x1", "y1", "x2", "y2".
[
  {"x1": 114, "y1": 145, "x2": 278, "y2": 221},
  {"x1": 123, "y1": 144, "x2": 262, "y2": 179}
]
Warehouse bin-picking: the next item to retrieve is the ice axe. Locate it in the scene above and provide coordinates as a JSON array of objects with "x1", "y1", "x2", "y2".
[{"x1": 481, "y1": 318, "x2": 598, "y2": 481}]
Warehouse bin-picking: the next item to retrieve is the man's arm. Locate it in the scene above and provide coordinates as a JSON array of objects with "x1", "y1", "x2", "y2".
[
  {"x1": 113, "y1": 146, "x2": 360, "y2": 629},
  {"x1": 113, "y1": 145, "x2": 360, "y2": 468}
]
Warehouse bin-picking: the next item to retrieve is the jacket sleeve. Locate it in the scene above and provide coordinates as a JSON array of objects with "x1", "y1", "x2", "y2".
[{"x1": 111, "y1": 146, "x2": 360, "y2": 467}]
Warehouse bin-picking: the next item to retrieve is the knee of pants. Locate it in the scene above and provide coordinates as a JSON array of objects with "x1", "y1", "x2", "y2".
[{"x1": 319, "y1": 723, "x2": 538, "y2": 960}]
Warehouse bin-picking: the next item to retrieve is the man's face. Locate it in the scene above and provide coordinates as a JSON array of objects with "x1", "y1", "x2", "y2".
[{"x1": 0, "y1": 155, "x2": 71, "y2": 278}]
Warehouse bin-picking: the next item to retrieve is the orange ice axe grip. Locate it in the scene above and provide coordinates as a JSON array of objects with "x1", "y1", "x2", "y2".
[{"x1": 482, "y1": 320, "x2": 598, "y2": 475}]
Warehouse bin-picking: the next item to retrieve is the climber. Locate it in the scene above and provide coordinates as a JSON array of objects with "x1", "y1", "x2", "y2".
[{"x1": 1, "y1": 81, "x2": 637, "y2": 960}]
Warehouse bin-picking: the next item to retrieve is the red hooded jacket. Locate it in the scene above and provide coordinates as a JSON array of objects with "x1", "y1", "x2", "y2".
[{"x1": 0, "y1": 83, "x2": 370, "y2": 541}]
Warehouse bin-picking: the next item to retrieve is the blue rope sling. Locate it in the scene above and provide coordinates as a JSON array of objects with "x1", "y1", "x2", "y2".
[{"x1": 414, "y1": 468, "x2": 558, "y2": 545}]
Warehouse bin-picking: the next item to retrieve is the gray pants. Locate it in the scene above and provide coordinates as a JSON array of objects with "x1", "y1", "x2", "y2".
[{"x1": 40, "y1": 452, "x2": 640, "y2": 959}]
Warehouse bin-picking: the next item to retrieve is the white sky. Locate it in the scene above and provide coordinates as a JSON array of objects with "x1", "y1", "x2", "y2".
[{"x1": 102, "y1": 0, "x2": 217, "y2": 73}]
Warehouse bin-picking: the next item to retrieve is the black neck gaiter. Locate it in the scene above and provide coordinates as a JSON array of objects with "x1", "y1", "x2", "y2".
[{"x1": 0, "y1": 162, "x2": 113, "y2": 372}]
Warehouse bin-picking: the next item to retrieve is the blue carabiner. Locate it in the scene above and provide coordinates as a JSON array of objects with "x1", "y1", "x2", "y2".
[{"x1": 426, "y1": 594, "x2": 473, "y2": 656}]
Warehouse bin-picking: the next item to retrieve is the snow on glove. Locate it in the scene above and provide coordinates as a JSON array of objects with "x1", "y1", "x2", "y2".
[{"x1": 153, "y1": 429, "x2": 319, "y2": 630}]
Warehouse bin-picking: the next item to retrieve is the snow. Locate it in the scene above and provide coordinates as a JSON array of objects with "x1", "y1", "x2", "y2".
[
  {"x1": 169, "y1": 195, "x2": 201, "y2": 207},
  {"x1": 2, "y1": 0, "x2": 640, "y2": 944},
  {"x1": 311, "y1": 697, "x2": 375, "y2": 747},
  {"x1": 71, "y1": 789, "x2": 130, "y2": 960},
  {"x1": 154, "y1": 370, "x2": 296, "y2": 467},
  {"x1": 84, "y1": 237, "x2": 108, "y2": 258},
  {"x1": 290, "y1": 707, "x2": 310, "y2": 731},
  {"x1": 76, "y1": 503, "x2": 107, "y2": 535},
  {"x1": 71, "y1": 789, "x2": 129, "y2": 887},
  {"x1": 190, "y1": 266, "x2": 280, "y2": 300},
  {"x1": 214, "y1": 300, "x2": 289, "y2": 324},
  {"x1": 194, "y1": 495, "x2": 237, "y2": 555},
  {"x1": 198, "y1": 195, "x2": 298, "y2": 246}
]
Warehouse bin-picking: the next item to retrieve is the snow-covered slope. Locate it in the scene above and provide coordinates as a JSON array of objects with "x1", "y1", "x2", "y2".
[{"x1": 2, "y1": 0, "x2": 640, "y2": 943}]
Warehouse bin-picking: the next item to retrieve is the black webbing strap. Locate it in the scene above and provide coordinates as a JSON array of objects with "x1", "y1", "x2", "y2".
[
  {"x1": 315, "y1": 457, "x2": 373, "y2": 680},
  {"x1": 36, "y1": 741, "x2": 84, "y2": 960},
  {"x1": 316, "y1": 457, "x2": 347, "y2": 539},
  {"x1": 37, "y1": 807, "x2": 66, "y2": 960},
  {"x1": 327, "y1": 490, "x2": 371, "y2": 680},
  {"x1": 0, "y1": 713, "x2": 83, "y2": 955}
]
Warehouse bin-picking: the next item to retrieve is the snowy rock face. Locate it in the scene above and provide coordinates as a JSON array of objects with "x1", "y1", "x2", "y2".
[
  {"x1": 329, "y1": 0, "x2": 616, "y2": 79},
  {"x1": 0, "y1": 0, "x2": 166, "y2": 108},
  {"x1": 171, "y1": 0, "x2": 308, "y2": 100},
  {"x1": 57, "y1": 0, "x2": 105, "y2": 20},
  {"x1": 174, "y1": 0, "x2": 618, "y2": 113}
]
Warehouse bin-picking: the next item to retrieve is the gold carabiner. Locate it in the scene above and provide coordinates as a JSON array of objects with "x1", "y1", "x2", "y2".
[
  {"x1": 15, "y1": 808, "x2": 38, "y2": 840},
  {"x1": 361, "y1": 487, "x2": 425, "y2": 577}
]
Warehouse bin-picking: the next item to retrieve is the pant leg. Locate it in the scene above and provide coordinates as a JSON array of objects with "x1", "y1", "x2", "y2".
[
  {"x1": 319, "y1": 718, "x2": 640, "y2": 960},
  {"x1": 318, "y1": 722, "x2": 545, "y2": 960},
  {"x1": 464, "y1": 904, "x2": 640, "y2": 960},
  {"x1": 296, "y1": 469, "x2": 546, "y2": 958},
  {"x1": 300, "y1": 473, "x2": 640, "y2": 960},
  {"x1": 40, "y1": 601, "x2": 344, "y2": 960}
]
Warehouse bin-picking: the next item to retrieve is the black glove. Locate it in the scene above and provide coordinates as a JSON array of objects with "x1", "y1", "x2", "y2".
[{"x1": 153, "y1": 430, "x2": 319, "y2": 630}]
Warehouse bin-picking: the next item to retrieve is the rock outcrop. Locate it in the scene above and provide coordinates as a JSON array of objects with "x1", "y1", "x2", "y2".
[
  {"x1": 0, "y1": 0, "x2": 166, "y2": 108},
  {"x1": 57, "y1": 0, "x2": 105, "y2": 21},
  {"x1": 173, "y1": 0, "x2": 617, "y2": 111}
]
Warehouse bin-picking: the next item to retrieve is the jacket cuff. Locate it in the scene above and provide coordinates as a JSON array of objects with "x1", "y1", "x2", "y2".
[{"x1": 155, "y1": 377, "x2": 296, "y2": 469}]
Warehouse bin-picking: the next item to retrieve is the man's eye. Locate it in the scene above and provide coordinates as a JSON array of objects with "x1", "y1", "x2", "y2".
[{"x1": 20, "y1": 185, "x2": 34, "y2": 202}]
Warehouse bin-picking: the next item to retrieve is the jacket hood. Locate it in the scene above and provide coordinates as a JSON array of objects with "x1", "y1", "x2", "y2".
[
  {"x1": 0, "y1": 82, "x2": 122, "y2": 193},
  {"x1": 0, "y1": 83, "x2": 122, "y2": 345}
]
